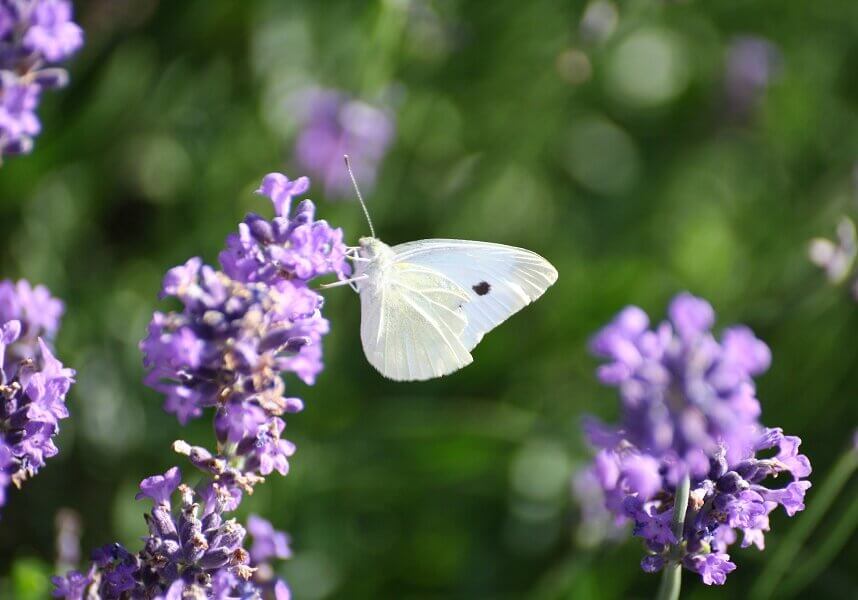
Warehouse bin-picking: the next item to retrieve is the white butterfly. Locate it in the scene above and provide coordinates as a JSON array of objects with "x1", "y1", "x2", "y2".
[{"x1": 324, "y1": 158, "x2": 558, "y2": 381}]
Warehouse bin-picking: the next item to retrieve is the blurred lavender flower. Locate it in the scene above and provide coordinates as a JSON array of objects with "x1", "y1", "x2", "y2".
[
  {"x1": 571, "y1": 465, "x2": 627, "y2": 547},
  {"x1": 588, "y1": 292, "x2": 771, "y2": 475},
  {"x1": 0, "y1": 440, "x2": 11, "y2": 507},
  {"x1": 579, "y1": 0, "x2": 618, "y2": 45},
  {"x1": 809, "y1": 216, "x2": 858, "y2": 292},
  {"x1": 23, "y1": 0, "x2": 83, "y2": 61},
  {"x1": 55, "y1": 507, "x2": 83, "y2": 571},
  {"x1": 724, "y1": 36, "x2": 782, "y2": 121},
  {"x1": 579, "y1": 293, "x2": 811, "y2": 585},
  {"x1": 290, "y1": 88, "x2": 394, "y2": 199},
  {"x1": 0, "y1": 0, "x2": 82, "y2": 159},
  {"x1": 0, "y1": 278, "x2": 64, "y2": 359},
  {"x1": 247, "y1": 515, "x2": 292, "y2": 599},
  {"x1": 248, "y1": 514, "x2": 292, "y2": 564},
  {"x1": 0, "y1": 311, "x2": 74, "y2": 514}
]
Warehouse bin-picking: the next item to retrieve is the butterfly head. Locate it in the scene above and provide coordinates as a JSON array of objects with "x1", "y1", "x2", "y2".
[{"x1": 357, "y1": 236, "x2": 388, "y2": 260}]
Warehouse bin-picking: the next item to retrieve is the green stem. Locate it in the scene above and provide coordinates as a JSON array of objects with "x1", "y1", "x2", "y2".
[
  {"x1": 670, "y1": 473, "x2": 691, "y2": 541},
  {"x1": 360, "y1": 0, "x2": 408, "y2": 98},
  {"x1": 750, "y1": 446, "x2": 858, "y2": 600},
  {"x1": 655, "y1": 473, "x2": 690, "y2": 600},
  {"x1": 656, "y1": 563, "x2": 682, "y2": 600},
  {"x1": 780, "y1": 483, "x2": 858, "y2": 597}
]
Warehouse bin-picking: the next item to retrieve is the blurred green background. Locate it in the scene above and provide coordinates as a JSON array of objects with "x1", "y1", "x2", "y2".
[{"x1": 1, "y1": 0, "x2": 857, "y2": 598}]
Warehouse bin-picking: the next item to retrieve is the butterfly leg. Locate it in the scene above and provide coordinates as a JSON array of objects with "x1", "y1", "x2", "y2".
[
  {"x1": 344, "y1": 248, "x2": 371, "y2": 263},
  {"x1": 318, "y1": 275, "x2": 368, "y2": 290}
]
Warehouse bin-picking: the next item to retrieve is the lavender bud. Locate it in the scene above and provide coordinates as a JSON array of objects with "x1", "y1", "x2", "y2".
[
  {"x1": 716, "y1": 471, "x2": 749, "y2": 494},
  {"x1": 2, "y1": 137, "x2": 34, "y2": 155},
  {"x1": 183, "y1": 529, "x2": 209, "y2": 563},
  {"x1": 32, "y1": 67, "x2": 69, "y2": 89},
  {"x1": 199, "y1": 547, "x2": 231, "y2": 569},
  {"x1": 149, "y1": 506, "x2": 178, "y2": 538},
  {"x1": 247, "y1": 215, "x2": 275, "y2": 243},
  {"x1": 217, "y1": 520, "x2": 246, "y2": 551},
  {"x1": 284, "y1": 336, "x2": 312, "y2": 354},
  {"x1": 258, "y1": 329, "x2": 296, "y2": 353},
  {"x1": 201, "y1": 511, "x2": 223, "y2": 532},
  {"x1": 284, "y1": 397, "x2": 304, "y2": 413}
]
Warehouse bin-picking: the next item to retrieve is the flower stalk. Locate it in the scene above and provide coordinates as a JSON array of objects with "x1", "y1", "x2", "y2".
[{"x1": 656, "y1": 473, "x2": 690, "y2": 600}]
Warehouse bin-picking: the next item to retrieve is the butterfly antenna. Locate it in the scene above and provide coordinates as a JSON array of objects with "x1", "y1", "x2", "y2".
[{"x1": 344, "y1": 154, "x2": 376, "y2": 238}]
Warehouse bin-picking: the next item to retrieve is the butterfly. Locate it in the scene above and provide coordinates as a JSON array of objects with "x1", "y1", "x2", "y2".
[{"x1": 323, "y1": 157, "x2": 558, "y2": 381}]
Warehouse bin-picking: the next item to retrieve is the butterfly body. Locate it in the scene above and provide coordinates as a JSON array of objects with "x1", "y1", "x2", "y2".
[{"x1": 351, "y1": 236, "x2": 557, "y2": 381}]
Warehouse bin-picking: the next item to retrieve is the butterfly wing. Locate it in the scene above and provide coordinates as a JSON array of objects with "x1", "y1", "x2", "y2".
[
  {"x1": 391, "y1": 239, "x2": 558, "y2": 351},
  {"x1": 359, "y1": 261, "x2": 475, "y2": 381}
]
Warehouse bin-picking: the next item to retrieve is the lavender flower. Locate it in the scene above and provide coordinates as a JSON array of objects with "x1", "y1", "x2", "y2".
[
  {"x1": 22, "y1": 0, "x2": 83, "y2": 61},
  {"x1": 219, "y1": 173, "x2": 349, "y2": 287},
  {"x1": 0, "y1": 0, "x2": 82, "y2": 159},
  {"x1": 140, "y1": 259, "x2": 323, "y2": 425},
  {"x1": 589, "y1": 292, "x2": 771, "y2": 476},
  {"x1": 0, "y1": 280, "x2": 68, "y2": 511},
  {"x1": 53, "y1": 467, "x2": 281, "y2": 599},
  {"x1": 56, "y1": 174, "x2": 337, "y2": 599},
  {"x1": 140, "y1": 169, "x2": 347, "y2": 516},
  {"x1": 0, "y1": 312, "x2": 74, "y2": 513},
  {"x1": 51, "y1": 567, "x2": 93, "y2": 600},
  {"x1": 578, "y1": 293, "x2": 811, "y2": 585},
  {"x1": 290, "y1": 88, "x2": 394, "y2": 199}
]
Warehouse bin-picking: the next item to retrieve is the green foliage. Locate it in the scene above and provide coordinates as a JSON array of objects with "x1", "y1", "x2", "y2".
[
  {"x1": 1, "y1": 559, "x2": 52, "y2": 600},
  {"x1": 2, "y1": 0, "x2": 858, "y2": 598}
]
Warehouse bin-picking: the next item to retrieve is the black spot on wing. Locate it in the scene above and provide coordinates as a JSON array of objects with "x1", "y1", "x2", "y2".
[{"x1": 472, "y1": 281, "x2": 491, "y2": 296}]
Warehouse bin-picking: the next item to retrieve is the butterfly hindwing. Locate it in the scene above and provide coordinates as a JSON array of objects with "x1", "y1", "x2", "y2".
[{"x1": 359, "y1": 262, "x2": 474, "y2": 381}]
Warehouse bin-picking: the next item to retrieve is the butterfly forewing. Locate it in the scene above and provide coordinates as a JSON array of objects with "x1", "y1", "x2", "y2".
[{"x1": 391, "y1": 240, "x2": 559, "y2": 351}]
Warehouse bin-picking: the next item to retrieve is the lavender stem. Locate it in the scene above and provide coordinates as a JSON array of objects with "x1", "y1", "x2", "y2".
[{"x1": 655, "y1": 472, "x2": 690, "y2": 600}]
